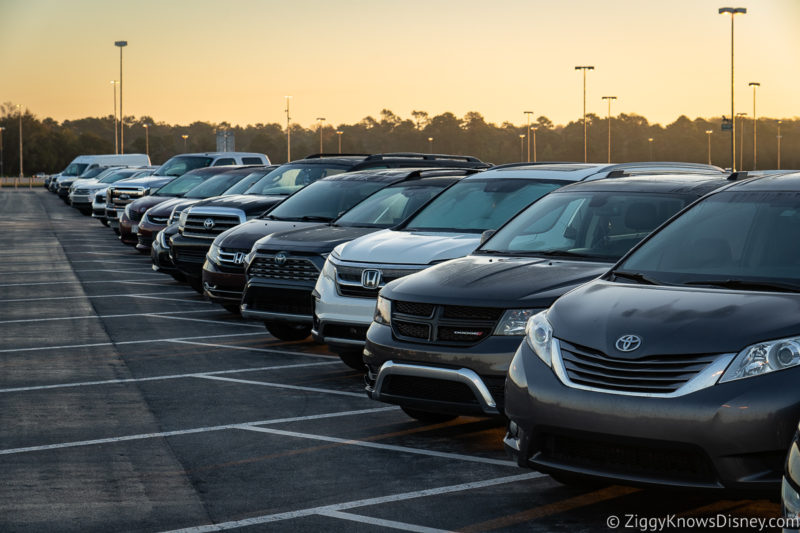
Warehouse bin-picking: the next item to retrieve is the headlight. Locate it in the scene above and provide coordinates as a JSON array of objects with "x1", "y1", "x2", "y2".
[
  {"x1": 207, "y1": 243, "x2": 221, "y2": 265},
  {"x1": 178, "y1": 210, "x2": 189, "y2": 228},
  {"x1": 157, "y1": 230, "x2": 170, "y2": 249},
  {"x1": 494, "y1": 309, "x2": 542, "y2": 336},
  {"x1": 524, "y1": 311, "x2": 553, "y2": 367},
  {"x1": 719, "y1": 336, "x2": 800, "y2": 383},
  {"x1": 124, "y1": 203, "x2": 133, "y2": 219},
  {"x1": 243, "y1": 249, "x2": 257, "y2": 269},
  {"x1": 783, "y1": 477, "x2": 800, "y2": 520},
  {"x1": 321, "y1": 257, "x2": 336, "y2": 281},
  {"x1": 375, "y1": 295, "x2": 391, "y2": 325},
  {"x1": 168, "y1": 206, "x2": 180, "y2": 225}
]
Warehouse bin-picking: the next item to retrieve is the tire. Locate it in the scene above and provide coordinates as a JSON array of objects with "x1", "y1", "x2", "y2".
[
  {"x1": 337, "y1": 350, "x2": 365, "y2": 371},
  {"x1": 265, "y1": 322, "x2": 311, "y2": 341},
  {"x1": 223, "y1": 304, "x2": 241, "y2": 315},
  {"x1": 400, "y1": 407, "x2": 457, "y2": 423}
]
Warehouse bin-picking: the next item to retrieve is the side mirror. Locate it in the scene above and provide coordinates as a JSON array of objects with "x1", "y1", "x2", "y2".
[{"x1": 480, "y1": 229, "x2": 496, "y2": 245}]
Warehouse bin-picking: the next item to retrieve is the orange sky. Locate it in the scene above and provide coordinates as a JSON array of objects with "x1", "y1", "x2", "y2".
[{"x1": 1, "y1": 0, "x2": 798, "y2": 128}]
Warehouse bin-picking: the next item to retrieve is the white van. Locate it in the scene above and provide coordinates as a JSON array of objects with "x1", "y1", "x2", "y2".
[{"x1": 51, "y1": 154, "x2": 151, "y2": 190}]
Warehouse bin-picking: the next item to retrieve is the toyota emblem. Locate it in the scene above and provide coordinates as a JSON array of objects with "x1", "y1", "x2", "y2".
[
  {"x1": 274, "y1": 252, "x2": 288, "y2": 266},
  {"x1": 203, "y1": 218, "x2": 215, "y2": 230},
  {"x1": 361, "y1": 269, "x2": 382, "y2": 289},
  {"x1": 615, "y1": 334, "x2": 642, "y2": 352}
]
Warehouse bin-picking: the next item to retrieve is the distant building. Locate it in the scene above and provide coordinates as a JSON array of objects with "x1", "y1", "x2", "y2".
[{"x1": 216, "y1": 130, "x2": 235, "y2": 152}]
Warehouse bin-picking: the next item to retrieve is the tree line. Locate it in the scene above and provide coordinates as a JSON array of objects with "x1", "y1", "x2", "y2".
[{"x1": 0, "y1": 103, "x2": 796, "y2": 174}]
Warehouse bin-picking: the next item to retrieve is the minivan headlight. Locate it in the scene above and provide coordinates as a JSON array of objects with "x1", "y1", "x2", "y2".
[
  {"x1": 494, "y1": 309, "x2": 542, "y2": 336},
  {"x1": 207, "y1": 243, "x2": 221, "y2": 265},
  {"x1": 321, "y1": 257, "x2": 336, "y2": 281},
  {"x1": 719, "y1": 336, "x2": 800, "y2": 383},
  {"x1": 525, "y1": 311, "x2": 553, "y2": 367},
  {"x1": 375, "y1": 296, "x2": 391, "y2": 325},
  {"x1": 178, "y1": 210, "x2": 189, "y2": 228}
]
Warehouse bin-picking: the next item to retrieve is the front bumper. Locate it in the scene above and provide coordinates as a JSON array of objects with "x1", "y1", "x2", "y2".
[
  {"x1": 312, "y1": 272, "x2": 376, "y2": 349},
  {"x1": 151, "y1": 235, "x2": 177, "y2": 274},
  {"x1": 170, "y1": 234, "x2": 213, "y2": 280},
  {"x1": 70, "y1": 195, "x2": 93, "y2": 209},
  {"x1": 202, "y1": 260, "x2": 246, "y2": 306},
  {"x1": 504, "y1": 340, "x2": 800, "y2": 494},
  {"x1": 119, "y1": 212, "x2": 139, "y2": 245},
  {"x1": 241, "y1": 278, "x2": 315, "y2": 324},
  {"x1": 106, "y1": 207, "x2": 121, "y2": 228},
  {"x1": 136, "y1": 220, "x2": 166, "y2": 251}
]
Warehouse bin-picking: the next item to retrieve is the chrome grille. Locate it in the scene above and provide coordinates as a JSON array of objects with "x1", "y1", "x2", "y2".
[
  {"x1": 182, "y1": 214, "x2": 242, "y2": 239},
  {"x1": 218, "y1": 248, "x2": 249, "y2": 271},
  {"x1": 558, "y1": 340, "x2": 717, "y2": 394},
  {"x1": 146, "y1": 213, "x2": 169, "y2": 225},
  {"x1": 334, "y1": 265, "x2": 421, "y2": 299},
  {"x1": 74, "y1": 189, "x2": 91, "y2": 195},
  {"x1": 249, "y1": 254, "x2": 320, "y2": 282},
  {"x1": 110, "y1": 187, "x2": 146, "y2": 208},
  {"x1": 391, "y1": 301, "x2": 502, "y2": 345}
]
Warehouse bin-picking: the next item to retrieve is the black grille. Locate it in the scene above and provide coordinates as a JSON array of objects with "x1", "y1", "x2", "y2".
[
  {"x1": 394, "y1": 322, "x2": 430, "y2": 340},
  {"x1": 442, "y1": 306, "x2": 503, "y2": 321},
  {"x1": 339, "y1": 285, "x2": 380, "y2": 298},
  {"x1": 244, "y1": 286, "x2": 312, "y2": 315},
  {"x1": 137, "y1": 235, "x2": 153, "y2": 248},
  {"x1": 559, "y1": 340, "x2": 716, "y2": 394},
  {"x1": 391, "y1": 300, "x2": 501, "y2": 346},
  {"x1": 129, "y1": 210, "x2": 143, "y2": 223},
  {"x1": 249, "y1": 255, "x2": 319, "y2": 282},
  {"x1": 182, "y1": 213, "x2": 241, "y2": 238},
  {"x1": 383, "y1": 375, "x2": 477, "y2": 405},
  {"x1": 323, "y1": 324, "x2": 369, "y2": 341},
  {"x1": 174, "y1": 248, "x2": 207, "y2": 264},
  {"x1": 394, "y1": 301, "x2": 434, "y2": 317}
]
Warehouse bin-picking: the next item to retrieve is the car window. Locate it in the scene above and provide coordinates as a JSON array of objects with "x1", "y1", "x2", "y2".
[
  {"x1": 63, "y1": 163, "x2": 89, "y2": 176},
  {"x1": 154, "y1": 173, "x2": 217, "y2": 197},
  {"x1": 241, "y1": 157, "x2": 264, "y2": 165},
  {"x1": 183, "y1": 173, "x2": 249, "y2": 198},
  {"x1": 213, "y1": 158, "x2": 236, "y2": 166},
  {"x1": 335, "y1": 183, "x2": 451, "y2": 228},
  {"x1": 246, "y1": 165, "x2": 346, "y2": 196},
  {"x1": 264, "y1": 180, "x2": 387, "y2": 222}
]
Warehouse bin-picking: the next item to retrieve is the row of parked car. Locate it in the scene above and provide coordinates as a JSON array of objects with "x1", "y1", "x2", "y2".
[{"x1": 45, "y1": 150, "x2": 800, "y2": 522}]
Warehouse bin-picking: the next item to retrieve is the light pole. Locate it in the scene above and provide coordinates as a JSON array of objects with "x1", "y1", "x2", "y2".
[
  {"x1": 316, "y1": 117, "x2": 326, "y2": 153},
  {"x1": 114, "y1": 41, "x2": 128, "y2": 154},
  {"x1": 336, "y1": 130, "x2": 343, "y2": 154},
  {"x1": 575, "y1": 66, "x2": 594, "y2": 163},
  {"x1": 0, "y1": 126, "x2": 4, "y2": 178},
  {"x1": 736, "y1": 112, "x2": 747, "y2": 171},
  {"x1": 602, "y1": 96, "x2": 617, "y2": 163},
  {"x1": 718, "y1": 7, "x2": 746, "y2": 171},
  {"x1": 648, "y1": 137, "x2": 654, "y2": 161},
  {"x1": 518, "y1": 134, "x2": 525, "y2": 161},
  {"x1": 427, "y1": 137, "x2": 434, "y2": 154},
  {"x1": 705, "y1": 130, "x2": 713, "y2": 165},
  {"x1": 143, "y1": 124, "x2": 150, "y2": 158},
  {"x1": 17, "y1": 104, "x2": 23, "y2": 181},
  {"x1": 285, "y1": 96, "x2": 292, "y2": 162},
  {"x1": 523, "y1": 110, "x2": 533, "y2": 162},
  {"x1": 111, "y1": 80, "x2": 118, "y2": 154},
  {"x1": 749, "y1": 81, "x2": 760, "y2": 169},
  {"x1": 777, "y1": 120, "x2": 782, "y2": 170},
  {"x1": 532, "y1": 126, "x2": 538, "y2": 162},
  {"x1": 181, "y1": 134, "x2": 189, "y2": 152}
]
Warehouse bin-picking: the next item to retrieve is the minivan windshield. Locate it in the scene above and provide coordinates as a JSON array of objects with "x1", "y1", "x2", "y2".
[
  {"x1": 479, "y1": 191, "x2": 688, "y2": 261},
  {"x1": 403, "y1": 178, "x2": 565, "y2": 233},
  {"x1": 155, "y1": 156, "x2": 214, "y2": 177},
  {"x1": 63, "y1": 163, "x2": 89, "y2": 176},
  {"x1": 245, "y1": 164, "x2": 346, "y2": 196},
  {"x1": 615, "y1": 191, "x2": 800, "y2": 291},
  {"x1": 262, "y1": 179, "x2": 387, "y2": 222},
  {"x1": 335, "y1": 181, "x2": 455, "y2": 228}
]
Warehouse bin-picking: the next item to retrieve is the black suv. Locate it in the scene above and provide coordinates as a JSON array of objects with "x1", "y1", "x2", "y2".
[
  {"x1": 240, "y1": 168, "x2": 479, "y2": 342},
  {"x1": 366, "y1": 174, "x2": 737, "y2": 422}
]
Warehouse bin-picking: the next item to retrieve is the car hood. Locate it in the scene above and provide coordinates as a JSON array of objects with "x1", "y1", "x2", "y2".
[
  {"x1": 129, "y1": 195, "x2": 172, "y2": 213},
  {"x1": 335, "y1": 229, "x2": 482, "y2": 265},
  {"x1": 382, "y1": 255, "x2": 611, "y2": 308},
  {"x1": 189, "y1": 194, "x2": 286, "y2": 217},
  {"x1": 148, "y1": 198, "x2": 199, "y2": 217},
  {"x1": 549, "y1": 280, "x2": 800, "y2": 358},
  {"x1": 113, "y1": 176, "x2": 174, "y2": 189},
  {"x1": 252, "y1": 225, "x2": 378, "y2": 254},
  {"x1": 71, "y1": 178, "x2": 99, "y2": 189},
  {"x1": 214, "y1": 218, "x2": 320, "y2": 251}
]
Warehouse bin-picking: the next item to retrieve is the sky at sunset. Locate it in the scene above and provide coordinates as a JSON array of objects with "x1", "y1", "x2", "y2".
[{"x1": 1, "y1": 0, "x2": 798, "y2": 128}]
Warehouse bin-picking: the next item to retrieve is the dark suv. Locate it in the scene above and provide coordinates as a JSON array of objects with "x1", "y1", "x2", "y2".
[{"x1": 240, "y1": 168, "x2": 478, "y2": 341}]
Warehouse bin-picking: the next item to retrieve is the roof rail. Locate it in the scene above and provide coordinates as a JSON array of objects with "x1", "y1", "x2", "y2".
[
  {"x1": 727, "y1": 171, "x2": 748, "y2": 181},
  {"x1": 403, "y1": 168, "x2": 485, "y2": 180},
  {"x1": 366, "y1": 152, "x2": 483, "y2": 162},
  {"x1": 303, "y1": 153, "x2": 370, "y2": 159},
  {"x1": 491, "y1": 161, "x2": 580, "y2": 170}
]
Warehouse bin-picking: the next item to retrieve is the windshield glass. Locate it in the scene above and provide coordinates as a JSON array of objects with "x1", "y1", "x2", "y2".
[
  {"x1": 155, "y1": 156, "x2": 214, "y2": 177},
  {"x1": 263, "y1": 179, "x2": 387, "y2": 222},
  {"x1": 224, "y1": 169, "x2": 273, "y2": 195},
  {"x1": 245, "y1": 164, "x2": 345, "y2": 196},
  {"x1": 63, "y1": 163, "x2": 89, "y2": 176},
  {"x1": 481, "y1": 191, "x2": 689, "y2": 260},
  {"x1": 155, "y1": 171, "x2": 220, "y2": 197},
  {"x1": 617, "y1": 191, "x2": 800, "y2": 289},
  {"x1": 80, "y1": 167, "x2": 109, "y2": 179},
  {"x1": 183, "y1": 172, "x2": 251, "y2": 198},
  {"x1": 99, "y1": 170, "x2": 139, "y2": 183},
  {"x1": 335, "y1": 182, "x2": 453, "y2": 228},
  {"x1": 404, "y1": 179, "x2": 565, "y2": 233}
]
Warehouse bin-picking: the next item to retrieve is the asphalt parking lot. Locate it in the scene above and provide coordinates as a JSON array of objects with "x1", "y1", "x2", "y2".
[{"x1": 0, "y1": 189, "x2": 785, "y2": 532}]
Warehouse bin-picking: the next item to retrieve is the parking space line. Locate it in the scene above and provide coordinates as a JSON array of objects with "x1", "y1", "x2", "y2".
[
  {"x1": 0, "y1": 260, "x2": 147, "y2": 269},
  {"x1": 168, "y1": 340, "x2": 335, "y2": 359},
  {"x1": 0, "y1": 290, "x2": 198, "y2": 304},
  {"x1": 195, "y1": 375, "x2": 365, "y2": 398},
  {"x1": 0, "y1": 331, "x2": 266, "y2": 354},
  {"x1": 0, "y1": 278, "x2": 164, "y2": 287},
  {"x1": 0, "y1": 309, "x2": 214, "y2": 325},
  {"x1": 0, "y1": 406, "x2": 398, "y2": 456},
  {"x1": 0, "y1": 361, "x2": 340, "y2": 394},
  {"x1": 160, "y1": 473, "x2": 543, "y2": 533},
  {"x1": 318, "y1": 510, "x2": 449, "y2": 533},
  {"x1": 145, "y1": 314, "x2": 263, "y2": 328},
  {"x1": 237, "y1": 425, "x2": 515, "y2": 467},
  {"x1": 130, "y1": 295, "x2": 210, "y2": 304}
]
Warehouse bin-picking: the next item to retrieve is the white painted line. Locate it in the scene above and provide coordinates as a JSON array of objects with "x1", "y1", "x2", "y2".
[
  {"x1": 130, "y1": 295, "x2": 210, "y2": 304},
  {"x1": 0, "y1": 406, "x2": 398, "y2": 456},
  {"x1": 238, "y1": 425, "x2": 514, "y2": 467},
  {"x1": 0, "y1": 291, "x2": 198, "y2": 304},
  {"x1": 0, "y1": 278, "x2": 163, "y2": 287},
  {"x1": 195, "y1": 375, "x2": 364, "y2": 398},
  {"x1": 117, "y1": 280, "x2": 180, "y2": 286},
  {"x1": 319, "y1": 511, "x2": 450, "y2": 533},
  {"x1": 160, "y1": 473, "x2": 543, "y2": 533},
  {"x1": 146, "y1": 314, "x2": 263, "y2": 328},
  {"x1": 0, "y1": 361, "x2": 340, "y2": 394},
  {"x1": 0, "y1": 309, "x2": 214, "y2": 325},
  {"x1": 0, "y1": 331, "x2": 267, "y2": 354},
  {"x1": 0, "y1": 260, "x2": 147, "y2": 269},
  {"x1": 168, "y1": 340, "x2": 335, "y2": 359}
]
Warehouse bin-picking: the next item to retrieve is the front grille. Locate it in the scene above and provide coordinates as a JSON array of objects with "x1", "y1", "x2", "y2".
[
  {"x1": 129, "y1": 210, "x2": 144, "y2": 223},
  {"x1": 383, "y1": 375, "x2": 478, "y2": 405},
  {"x1": 95, "y1": 193, "x2": 106, "y2": 203},
  {"x1": 110, "y1": 187, "x2": 146, "y2": 208},
  {"x1": 391, "y1": 300, "x2": 501, "y2": 346},
  {"x1": 243, "y1": 286, "x2": 312, "y2": 315},
  {"x1": 217, "y1": 248, "x2": 248, "y2": 271},
  {"x1": 173, "y1": 248, "x2": 207, "y2": 264},
  {"x1": 323, "y1": 324, "x2": 369, "y2": 341},
  {"x1": 249, "y1": 254, "x2": 320, "y2": 282},
  {"x1": 558, "y1": 340, "x2": 717, "y2": 395},
  {"x1": 182, "y1": 213, "x2": 242, "y2": 239},
  {"x1": 334, "y1": 265, "x2": 420, "y2": 299},
  {"x1": 538, "y1": 431, "x2": 715, "y2": 483},
  {"x1": 147, "y1": 214, "x2": 169, "y2": 225},
  {"x1": 74, "y1": 189, "x2": 90, "y2": 195}
]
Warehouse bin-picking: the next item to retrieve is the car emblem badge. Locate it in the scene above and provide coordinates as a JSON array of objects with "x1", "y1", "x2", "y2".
[
  {"x1": 361, "y1": 269, "x2": 382, "y2": 289},
  {"x1": 274, "y1": 252, "x2": 288, "y2": 266},
  {"x1": 233, "y1": 252, "x2": 246, "y2": 265},
  {"x1": 615, "y1": 334, "x2": 642, "y2": 352},
  {"x1": 120, "y1": 194, "x2": 129, "y2": 200},
  {"x1": 203, "y1": 218, "x2": 215, "y2": 230}
]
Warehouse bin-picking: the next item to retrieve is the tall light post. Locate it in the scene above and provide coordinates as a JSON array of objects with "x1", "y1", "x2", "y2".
[
  {"x1": 335, "y1": 130, "x2": 343, "y2": 154},
  {"x1": 143, "y1": 124, "x2": 150, "y2": 158},
  {"x1": 523, "y1": 110, "x2": 534, "y2": 162},
  {"x1": 284, "y1": 96, "x2": 292, "y2": 162},
  {"x1": 749, "y1": 81, "x2": 760, "y2": 169},
  {"x1": 17, "y1": 104, "x2": 23, "y2": 180},
  {"x1": 705, "y1": 130, "x2": 713, "y2": 165},
  {"x1": 0, "y1": 126, "x2": 4, "y2": 178},
  {"x1": 718, "y1": 7, "x2": 746, "y2": 171},
  {"x1": 111, "y1": 80, "x2": 118, "y2": 154},
  {"x1": 648, "y1": 137, "x2": 654, "y2": 161},
  {"x1": 316, "y1": 117, "x2": 326, "y2": 153},
  {"x1": 181, "y1": 134, "x2": 189, "y2": 152},
  {"x1": 532, "y1": 126, "x2": 538, "y2": 162},
  {"x1": 777, "y1": 120, "x2": 782, "y2": 170},
  {"x1": 518, "y1": 134, "x2": 525, "y2": 161},
  {"x1": 427, "y1": 137, "x2": 434, "y2": 154},
  {"x1": 114, "y1": 41, "x2": 128, "y2": 154},
  {"x1": 736, "y1": 112, "x2": 747, "y2": 171},
  {"x1": 602, "y1": 96, "x2": 617, "y2": 163},
  {"x1": 575, "y1": 66, "x2": 594, "y2": 163}
]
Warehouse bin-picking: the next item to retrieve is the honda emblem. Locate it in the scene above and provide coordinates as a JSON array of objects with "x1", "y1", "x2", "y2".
[{"x1": 361, "y1": 269, "x2": 382, "y2": 289}]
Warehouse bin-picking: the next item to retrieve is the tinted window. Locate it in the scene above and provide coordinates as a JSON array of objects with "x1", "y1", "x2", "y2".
[
  {"x1": 99, "y1": 170, "x2": 139, "y2": 183},
  {"x1": 404, "y1": 179, "x2": 565, "y2": 233},
  {"x1": 213, "y1": 158, "x2": 236, "y2": 166},
  {"x1": 246, "y1": 164, "x2": 346, "y2": 196},
  {"x1": 224, "y1": 170, "x2": 272, "y2": 195},
  {"x1": 183, "y1": 173, "x2": 251, "y2": 198},
  {"x1": 63, "y1": 163, "x2": 89, "y2": 176},
  {"x1": 155, "y1": 172, "x2": 221, "y2": 197},
  {"x1": 335, "y1": 182, "x2": 453, "y2": 228},
  {"x1": 81, "y1": 167, "x2": 109, "y2": 179},
  {"x1": 264, "y1": 180, "x2": 387, "y2": 222},
  {"x1": 155, "y1": 156, "x2": 214, "y2": 177},
  {"x1": 241, "y1": 157, "x2": 265, "y2": 165}
]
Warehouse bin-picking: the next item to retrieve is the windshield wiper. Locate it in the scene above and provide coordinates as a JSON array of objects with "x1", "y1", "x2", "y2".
[
  {"x1": 682, "y1": 279, "x2": 800, "y2": 293},
  {"x1": 297, "y1": 216, "x2": 334, "y2": 222},
  {"x1": 610, "y1": 270, "x2": 661, "y2": 285}
]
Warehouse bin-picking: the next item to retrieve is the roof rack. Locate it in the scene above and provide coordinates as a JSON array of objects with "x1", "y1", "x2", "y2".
[
  {"x1": 366, "y1": 152, "x2": 483, "y2": 162},
  {"x1": 402, "y1": 167, "x2": 485, "y2": 180},
  {"x1": 491, "y1": 161, "x2": 581, "y2": 170},
  {"x1": 303, "y1": 153, "x2": 370, "y2": 159}
]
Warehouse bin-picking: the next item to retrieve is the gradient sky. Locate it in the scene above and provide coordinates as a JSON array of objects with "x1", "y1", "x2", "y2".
[{"x1": 1, "y1": 0, "x2": 798, "y2": 128}]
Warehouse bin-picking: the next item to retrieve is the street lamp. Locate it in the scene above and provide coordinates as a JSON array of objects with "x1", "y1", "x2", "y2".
[
  {"x1": 736, "y1": 112, "x2": 747, "y2": 171},
  {"x1": 0, "y1": 126, "x2": 4, "y2": 178},
  {"x1": 705, "y1": 130, "x2": 713, "y2": 165},
  {"x1": 427, "y1": 137, "x2": 434, "y2": 154},
  {"x1": 143, "y1": 124, "x2": 150, "y2": 158},
  {"x1": 316, "y1": 117, "x2": 326, "y2": 153},
  {"x1": 114, "y1": 40, "x2": 128, "y2": 154},
  {"x1": 523, "y1": 110, "x2": 534, "y2": 162},
  {"x1": 648, "y1": 137, "x2": 654, "y2": 161},
  {"x1": 532, "y1": 126, "x2": 538, "y2": 162},
  {"x1": 749, "y1": 82, "x2": 760, "y2": 170},
  {"x1": 181, "y1": 134, "x2": 189, "y2": 152},
  {"x1": 111, "y1": 80, "x2": 118, "y2": 154},
  {"x1": 777, "y1": 120, "x2": 782, "y2": 170},
  {"x1": 718, "y1": 7, "x2": 746, "y2": 171},
  {"x1": 17, "y1": 104, "x2": 23, "y2": 181},
  {"x1": 575, "y1": 66, "x2": 594, "y2": 163},
  {"x1": 518, "y1": 133, "x2": 525, "y2": 161},
  {"x1": 602, "y1": 96, "x2": 617, "y2": 163},
  {"x1": 336, "y1": 130, "x2": 343, "y2": 154},
  {"x1": 285, "y1": 96, "x2": 292, "y2": 162}
]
